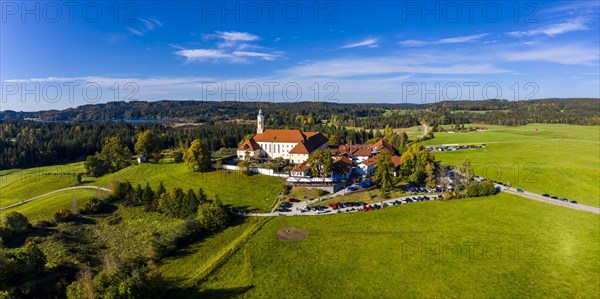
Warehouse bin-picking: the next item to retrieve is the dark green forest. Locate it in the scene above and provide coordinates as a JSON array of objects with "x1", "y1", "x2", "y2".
[{"x1": 1, "y1": 98, "x2": 598, "y2": 170}]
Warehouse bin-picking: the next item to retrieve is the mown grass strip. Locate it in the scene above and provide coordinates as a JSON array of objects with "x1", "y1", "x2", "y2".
[{"x1": 189, "y1": 217, "x2": 268, "y2": 285}]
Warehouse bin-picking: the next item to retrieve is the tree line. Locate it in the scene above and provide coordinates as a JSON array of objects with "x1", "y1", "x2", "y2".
[{"x1": 0, "y1": 120, "x2": 373, "y2": 170}]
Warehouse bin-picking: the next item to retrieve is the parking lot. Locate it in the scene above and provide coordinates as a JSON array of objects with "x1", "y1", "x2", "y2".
[{"x1": 270, "y1": 194, "x2": 443, "y2": 216}]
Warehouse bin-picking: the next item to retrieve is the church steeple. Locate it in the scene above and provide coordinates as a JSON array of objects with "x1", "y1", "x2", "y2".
[{"x1": 257, "y1": 109, "x2": 264, "y2": 134}]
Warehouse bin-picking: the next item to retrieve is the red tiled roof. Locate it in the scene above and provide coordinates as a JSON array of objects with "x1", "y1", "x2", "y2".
[
  {"x1": 353, "y1": 147, "x2": 373, "y2": 157},
  {"x1": 391, "y1": 155, "x2": 402, "y2": 168},
  {"x1": 361, "y1": 156, "x2": 378, "y2": 167},
  {"x1": 370, "y1": 139, "x2": 396, "y2": 154},
  {"x1": 290, "y1": 141, "x2": 312, "y2": 154},
  {"x1": 251, "y1": 130, "x2": 328, "y2": 155},
  {"x1": 334, "y1": 155, "x2": 352, "y2": 166},
  {"x1": 237, "y1": 138, "x2": 260, "y2": 151},
  {"x1": 291, "y1": 164, "x2": 310, "y2": 172},
  {"x1": 290, "y1": 133, "x2": 328, "y2": 154},
  {"x1": 333, "y1": 156, "x2": 352, "y2": 174},
  {"x1": 253, "y1": 129, "x2": 307, "y2": 143}
]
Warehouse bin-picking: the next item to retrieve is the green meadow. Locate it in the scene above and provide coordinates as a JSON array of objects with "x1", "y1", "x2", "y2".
[
  {"x1": 423, "y1": 124, "x2": 600, "y2": 207},
  {"x1": 188, "y1": 193, "x2": 599, "y2": 298},
  {"x1": 0, "y1": 163, "x2": 85, "y2": 209},
  {"x1": 0, "y1": 188, "x2": 105, "y2": 222},
  {"x1": 39, "y1": 204, "x2": 184, "y2": 269},
  {"x1": 88, "y1": 163, "x2": 284, "y2": 212},
  {"x1": 0, "y1": 162, "x2": 285, "y2": 214}
]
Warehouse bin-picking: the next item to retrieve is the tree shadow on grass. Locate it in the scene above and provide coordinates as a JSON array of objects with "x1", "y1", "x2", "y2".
[
  {"x1": 169, "y1": 285, "x2": 255, "y2": 299},
  {"x1": 163, "y1": 215, "x2": 249, "y2": 260},
  {"x1": 3, "y1": 226, "x2": 57, "y2": 248},
  {"x1": 224, "y1": 204, "x2": 264, "y2": 214}
]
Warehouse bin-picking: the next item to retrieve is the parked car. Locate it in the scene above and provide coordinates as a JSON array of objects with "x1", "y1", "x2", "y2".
[
  {"x1": 570, "y1": 200, "x2": 578, "y2": 204},
  {"x1": 551, "y1": 196, "x2": 559, "y2": 199},
  {"x1": 289, "y1": 198, "x2": 300, "y2": 203},
  {"x1": 516, "y1": 189, "x2": 524, "y2": 193},
  {"x1": 559, "y1": 198, "x2": 568, "y2": 202},
  {"x1": 542, "y1": 194, "x2": 550, "y2": 197}
]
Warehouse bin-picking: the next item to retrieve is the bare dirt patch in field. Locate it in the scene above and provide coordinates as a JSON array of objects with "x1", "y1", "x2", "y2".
[{"x1": 276, "y1": 227, "x2": 308, "y2": 242}]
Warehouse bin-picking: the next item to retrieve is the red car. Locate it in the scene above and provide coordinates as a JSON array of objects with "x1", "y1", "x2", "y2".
[{"x1": 289, "y1": 198, "x2": 300, "y2": 203}]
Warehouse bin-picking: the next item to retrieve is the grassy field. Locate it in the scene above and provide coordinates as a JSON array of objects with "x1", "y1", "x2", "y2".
[
  {"x1": 423, "y1": 124, "x2": 600, "y2": 207},
  {"x1": 281, "y1": 187, "x2": 325, "y2": 202},
  {"x1": 87, "y1": 163, "x2": 285, "y2": 212},
  {"x1": 0, "y1": 188, "x2": 106, "y2": 222},
  {"x1": 0, "y1": 163, "x2": 85, "y2": 208},
  {"x1": 39, "y1": 204, "x2": 184, "y2": 269},
  {"x1": 0, "y1": 162, "x2": 285, "y2": 214},
  {"x1": 192, "y1": 193, "x2": 599, "y2": 298},
  {"x1": 159, "y1": 217, "x2": 268, "y2": 297}
]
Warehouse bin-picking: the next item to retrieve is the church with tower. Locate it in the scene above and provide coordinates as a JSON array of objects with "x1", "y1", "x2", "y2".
[{"x1": 237, "y1": 110, "x2": 329, "y2": 164}]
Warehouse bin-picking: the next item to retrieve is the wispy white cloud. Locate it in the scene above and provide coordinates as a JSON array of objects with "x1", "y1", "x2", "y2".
[
  {"x1": 177, "y1": 31, "x2": 282, "y2": 63},
  {"x1": 340, "y1": 38, "x2": 379, "y2": 49},
  {"x1": 126, "y1": 18, "x2": 163, "y2": 37},
  {"x1": 398, "y1": 40, "x2": 427, "y2": 47},
  {"x1": 175, "y1": 49, "x2": 234, "y2": 61},
  {"x1": 175, "y1": 48, "x2": 282, "y2": 63},
  {"x1": 506, "y1": 18, "x2": 589, "y2": 37},
  {"x1": 399, "y1": 34, "x2": 488, "y2": 47},
  {"x1": 543, "y1": 1, "x2": 600, "y2": 15},
  {"x1": 202, "y1": 31, "x2": 260, "y2": 48},
  {"x1": 232, "y1": 51, "x2": 282, "y2": 61},
  {"x1": 282, "y1": 54, "x2": 507, "y2": 78},
  {"x1": 436, "y1": 34, "x2": 489, "y2": 44},
  {"x1": 503, "y1": 45, "x2": 598, "y2": 65}
]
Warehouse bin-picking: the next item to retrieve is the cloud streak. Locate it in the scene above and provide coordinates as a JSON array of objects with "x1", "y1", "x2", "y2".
[
  {"x1": 126, "y1": 18, "x2": 163, "y2": 37},
  {"x1": 399, "y1": 34, "x2": 489, "y2": 47},
  {"x1": 503, "y1": 45, "x2": 599, "y2": 65},
  {"x1": 340, "y1": 38, "x2": 379, "y2": 49},
  {"x1": 506, "y1": 18, "x2": 589, "y2": 37},
  {"x1": 177, "y1": 31, "x2": 282, "y2": 63}
]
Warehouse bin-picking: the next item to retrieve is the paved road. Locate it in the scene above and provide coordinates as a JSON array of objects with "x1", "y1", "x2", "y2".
[
  {"x1": 496, "y1": 185, "x2": 600, "y2": 214},
  {"x1": 0, "y1": 186, "x2": 111, "y2": 211},
  {"x1": 421, "y1": 123, "x2": 429, "y2": 137}
]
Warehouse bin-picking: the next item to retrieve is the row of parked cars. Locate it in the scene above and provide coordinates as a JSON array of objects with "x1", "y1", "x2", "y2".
[
  {"x1": 280, "y1": 194, "x2": 441, "y2": 215},
  {"x1": 404, "y1": 186, "x2": 443, "y2": 193},
  {"x1": 542, "y1": 194, "x2": 577, "y2": 204}
]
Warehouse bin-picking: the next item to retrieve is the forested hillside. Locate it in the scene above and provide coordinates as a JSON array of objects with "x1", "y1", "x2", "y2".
[{"x1": 1, "y1": 98, "x2": 598, "y2": 170}]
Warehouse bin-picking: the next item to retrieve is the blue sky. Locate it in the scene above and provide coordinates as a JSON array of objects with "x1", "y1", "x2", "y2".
[{"x1": 1, "y1": 0, "x2": 599, "y2": 111}]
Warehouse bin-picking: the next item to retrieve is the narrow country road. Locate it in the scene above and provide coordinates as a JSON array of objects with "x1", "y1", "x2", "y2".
[
  {"x1": 0, "y1": 186, "x2": 111, "y2": 211},
  {"x1": 422, "y1": 123, "x2": 429, "y2": 137},
  {"x1": 496, "y1": 184, "x2": 600, "y2": 214}
]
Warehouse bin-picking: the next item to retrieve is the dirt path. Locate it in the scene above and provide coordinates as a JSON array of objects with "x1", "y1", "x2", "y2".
[{"x1": 0, "y1": 186, "x2": 111, "y2": 211}]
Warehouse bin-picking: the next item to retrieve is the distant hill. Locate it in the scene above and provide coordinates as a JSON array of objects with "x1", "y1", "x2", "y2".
[
  {"x1": 1, "y1": 99, "x2": 597, "y2": 124},
  {"x1": 0, "y1": 101, "x2": 416, "y2": 122}
]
